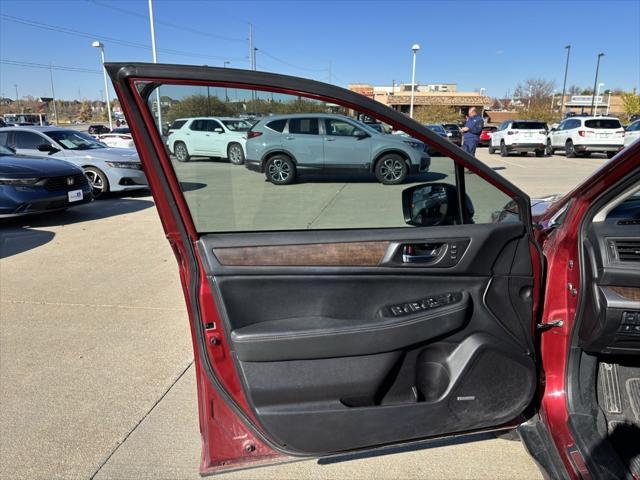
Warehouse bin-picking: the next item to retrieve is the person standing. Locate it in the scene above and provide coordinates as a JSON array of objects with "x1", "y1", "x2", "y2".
[{"x1": 461, "y1": 107, "x2": 484, "y2": 156}]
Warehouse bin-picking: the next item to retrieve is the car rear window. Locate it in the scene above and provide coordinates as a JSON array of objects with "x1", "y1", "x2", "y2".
[
  {"x1": 512, "y1": 122, "x2": 547, "y2": 130},
  {"x1": 266, "y1": 119, "x2": 287, "y2": 132},
  {"x1": 584, "y1": 119, "x2": 622, "y2": 129},
  {"x1": 288, "y1": 118, "x2": 319, "y2": 135},
  {"x1": 170, "y1": 120, "x2": 187, "y2": 130}
]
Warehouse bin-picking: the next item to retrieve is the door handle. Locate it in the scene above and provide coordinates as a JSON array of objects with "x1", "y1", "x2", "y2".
[
  {"x1": 326, "y1": 138, "x2": 336, "y2": 142},
  {"x1": 402, "y1": 244, "x2": 442, "y2": 263},
  {"x1": 285, "y1": 136, "x2": 295, "y2": 140}
]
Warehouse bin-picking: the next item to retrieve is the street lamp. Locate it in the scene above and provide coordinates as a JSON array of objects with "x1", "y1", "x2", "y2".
[
  {"x1": 551, "y1": 89, "x2": 556, "y2": 112},
  {"x1": 223, "y1": 61, "x2": 230, "y2": 103},
  {"x1": 92, "y1": 41, "x2": 113, "y2": 130},
  {"x1": 594, "y1": 82, "x2": 604, "y2": 116},
  {"x1": 409, "y1": 43, "x2": 420, "y2": 118},
  {"x1": 560, "y1": 45, "x2": 571, "y2": 115},
  {"x1": 590, "y1": 52, "x2": 604, "y2": 114}
]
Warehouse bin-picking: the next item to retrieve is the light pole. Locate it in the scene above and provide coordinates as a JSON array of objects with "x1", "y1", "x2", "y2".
[
  {"x1": 92, "y1": 41, "x2": 113, "y2": 130},
  {"x1": 49, "y1": 64, "x2": 58, "y2": 125},
  {"x1": 409, "y1": 43, "x2": 420, "y2": 118},
  {"x1": 606, "y1": 90, "x2": 612, "y2": 115},
  {"x1": 594, "y1": 83, "x2": 604, "y2": 116},
  {"x1": 560, "y1": 45, "x2": 571, "y2": 115},
  {"x1": 590, "y1": 52, "x2": 604, "y2": 114},
  {"x1": 14, "y1": 84, "x2": 21, "y2": 113},
  {"x1": 148, "y1": 0, "x2": 163, "y2": 133},
  {"x1": 527, "y1": 85, "x2": 533, "y2": 110}
]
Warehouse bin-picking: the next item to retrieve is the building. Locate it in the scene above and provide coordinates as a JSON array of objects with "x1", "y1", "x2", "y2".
[{"x1": 348, "y1": 83, "x2": 491, "y2": 117}]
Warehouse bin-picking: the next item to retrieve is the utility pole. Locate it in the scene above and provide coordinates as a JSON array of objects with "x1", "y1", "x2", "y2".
[
  {"x1": 560, "y1": 45, "x2": 571, "y2": 115},
  {"x1": 14, "y1": 84, "x2": 20, "y2": 113},
  {"x1": 248, "y1": 24, "x2": 254, "y2": 70},
  {"x1": 590, "y1": 53, "x2": 604, "y2": 114},
  {"x1": 527, "y1": 84, "x2": 533, "y2": 110},
  {"x1": 49, "y1": 63, "x2": 58, "y2": 125},
  {"x1": 148, "y1": 0, "x2": 163, "y2": 132}
]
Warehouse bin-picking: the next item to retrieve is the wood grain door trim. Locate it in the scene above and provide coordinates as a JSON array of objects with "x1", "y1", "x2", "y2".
[
  {"x1": 214, "y1": 241, "x2": 390, "y2": 266},
  {"x1": 610, "y1": 286, "x2": 640, "y2": 301}
]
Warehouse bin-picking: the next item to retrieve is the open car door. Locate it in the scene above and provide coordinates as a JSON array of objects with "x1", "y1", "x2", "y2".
[{"x1": 107, "y1": 63, "x2": 543, "y2": 474}]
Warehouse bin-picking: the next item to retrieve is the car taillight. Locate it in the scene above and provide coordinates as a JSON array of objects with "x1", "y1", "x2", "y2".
[
  {"x1": 578, "y1": 130, "x2": 594, "y2": 137},
  {"x1": 247, "y1": 131, "x2": 262, "y2": 139}
]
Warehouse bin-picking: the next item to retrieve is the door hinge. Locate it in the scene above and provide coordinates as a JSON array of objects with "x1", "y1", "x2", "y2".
[{"x1": 537, "y1": 320, "x2": 564, "y2": 331}]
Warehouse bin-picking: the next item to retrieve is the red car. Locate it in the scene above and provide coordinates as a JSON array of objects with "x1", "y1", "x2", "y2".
[
  {"x1": 107, "y1": 63, "x2": 640, "y2": 479},
  {"x1": 479, "y1": 126, "x2": 497, "y2": 146}
]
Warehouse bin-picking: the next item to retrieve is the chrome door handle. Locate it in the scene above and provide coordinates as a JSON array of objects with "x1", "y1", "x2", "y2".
[
  {"x1": 285, "y1": 136, "x2": 295, "y2": 140},
  {"x1": 326, "y1": 138, "x2": 336, "y2": 141},
  {"x1": 401, "y1": 244, "x2": 442, "y2": 263}
]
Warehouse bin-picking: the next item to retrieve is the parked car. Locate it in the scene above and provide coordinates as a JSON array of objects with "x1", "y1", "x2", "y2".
[
  {"x1": 245, "y1": 114, "x2": 430, "y2": 185},
  {"x1": 424, "y1": 124, "x2": 449, "y2": 156},
  {"x1": 624, "y1": 119, "x2": 640, "y2": 147},
  {"x1": 88, "y1": 124, "x2": 111, "y2": 136},
  {"x1": 166, "y1": 117, "x2": 252, "y2": 164},
  {"x1": 488, "y1": 120, "x2": 547, "y2": 156},
  {"x1": 0, "y1": 144, "x2": 92, "y2": 217},
  {"x1": 441, "y1": 123, "x2": 462, "y2": 146},
  {"x1": 0, "y1": 126, "x2": 147, "y2": 198},
  {"x1": 478, "y1": 126, "x2": 497, "y2": 147},
  {"x1": 97, "y1": 127, "x2": 134, "y2": 148},
  {"x1": 107, "y1": 62, "x2": 640, "y2": 480},
  {"x1": 546, "y1": 116, "x2": 624, "y2": 158}
]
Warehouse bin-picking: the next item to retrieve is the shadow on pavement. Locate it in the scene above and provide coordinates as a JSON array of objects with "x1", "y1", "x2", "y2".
[
  {"x1": 294, "y1": 171, "x2": 448, "y2": 184},
  {"x1": 0, "y1": 195, "x2": 155, "y2": 259}
]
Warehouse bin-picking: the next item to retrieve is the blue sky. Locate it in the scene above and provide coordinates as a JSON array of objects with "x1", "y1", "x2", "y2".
[{"x1": 1, "y1": 0, "x2": 638, "y2": 101}]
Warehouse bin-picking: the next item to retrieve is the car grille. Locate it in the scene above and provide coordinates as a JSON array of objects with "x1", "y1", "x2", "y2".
[{"x1": 44, "y1": 173, "x2": 89, "y2": 191}]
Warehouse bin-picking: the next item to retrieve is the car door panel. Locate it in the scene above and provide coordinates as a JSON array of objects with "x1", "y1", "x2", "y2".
[{"x1": 107, "y1": 63, "x2": 540, "y2": 473}]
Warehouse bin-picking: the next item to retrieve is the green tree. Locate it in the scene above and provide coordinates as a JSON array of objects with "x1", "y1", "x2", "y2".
[
  {"x1": 620, "y1": 92, "x2": 640, "y2": 122},
  {"x1": 78, "y1": 101, "x2": 92, "y2": 122},
  {"x1": 413, "y1": 105, "x2": 460, "y2": 124}
]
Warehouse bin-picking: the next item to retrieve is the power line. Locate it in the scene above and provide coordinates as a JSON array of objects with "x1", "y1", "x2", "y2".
[
  {"x1": 0, "y1": 14, "x2": 245, "y2": 62},
  {"x1": 0, "y1": 59, "x2": 102, "y2": 74},
  {"x1": 257, "y1": 48, "x2": 328, "y2": 73},
  {"x1": 86, "y1": 0, "x2": 246, "y2": 43}
]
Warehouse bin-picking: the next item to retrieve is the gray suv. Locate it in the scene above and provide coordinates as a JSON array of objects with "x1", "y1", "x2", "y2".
[{"x1": 245, "y1": 114, "x2": 430, "y2": 185}]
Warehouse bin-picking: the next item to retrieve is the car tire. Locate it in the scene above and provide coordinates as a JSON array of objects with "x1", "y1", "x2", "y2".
[
  {"x1": 84, "y1": 167, "x2": 109, "y2": 199},
  {"x1": 174, "y1": 142, "x2": 190, "y2": 162},
  {"x1": 546, "y1": 140, "x2": 554, "y2": 156},
  {"x1": 535, "y1": 149, "x2": 545, "y2": 157},
  {"x1": 265, "y1": 155, "x2": 296, "y2": 185},
  {"x1": 375, "y1": 154, "x2": 408, "y2": 185},
  {"x1": 227, "y1": 142, "x2": 245, "y2": 165},
  {"x1": 488, "y1": 143, "x2": 496, "y2": 154},
  {"x1": 500, "y1": 141, "x2": 509, "y2": 157},
  {"x1": 520, "y1": 152, "x2": 528, "y2": 156},
  {"x1": 565, "y1": 140, "x2": 578, "y2": 158}
]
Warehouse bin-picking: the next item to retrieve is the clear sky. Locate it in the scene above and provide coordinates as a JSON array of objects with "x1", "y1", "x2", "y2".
[{"x1": 1, "y1": 0, "x2": 638, "y2": 101}]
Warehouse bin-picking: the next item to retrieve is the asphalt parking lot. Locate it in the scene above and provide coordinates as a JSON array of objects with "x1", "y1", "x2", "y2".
[{"x1": 0, "y1": 149, "x2": 611, "y2": 479}]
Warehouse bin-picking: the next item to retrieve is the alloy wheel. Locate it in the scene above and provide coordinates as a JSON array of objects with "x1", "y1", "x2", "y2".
[
  {"x1": 379, "y1": 158, "x2": 404, "y2": 182},
  {"x1": 268, "y1": 158, "x2": 291, "y2": 182}
]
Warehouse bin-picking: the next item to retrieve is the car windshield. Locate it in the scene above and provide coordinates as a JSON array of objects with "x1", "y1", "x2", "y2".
[
  {"x1": 221, "y1": 119, "x2": 252, "y2": 131},
  {"x1": 426, "y1": 124, "x2": 447, "y2": 134},
  {"x1": 585, "y1": 119, "x2": 622, "y2": 129},
  {"x1": 512, "y1": 122, "x2": 547, "y2": 130},
  {"x1": 46, "y1": 130, "x2": 106, "y2": 150},
  {"x1": 443, "y1": 124, "x2": 459, "y2": 131}
]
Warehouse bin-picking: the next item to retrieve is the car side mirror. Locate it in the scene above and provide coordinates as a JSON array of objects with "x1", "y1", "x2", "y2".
[
  {"x1": 214, "y1": 128, "x2": 224, "y2": 134},
  {"x1": 37, "y1": 143, "x2": 60, "y2": 155},
  {"x1": 353, "y1": 130, "x2": 369, "y2": 140},
  {"x1": 402, "y1": 183, "x2": 469, "y2": 227}
]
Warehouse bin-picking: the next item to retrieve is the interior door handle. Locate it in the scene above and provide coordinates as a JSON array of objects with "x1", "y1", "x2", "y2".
[{"x1": 402, "y1": 244, "x2": 442, "y2": 263}]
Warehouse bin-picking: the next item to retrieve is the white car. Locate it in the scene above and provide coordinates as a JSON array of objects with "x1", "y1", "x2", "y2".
[
  {"x1": 97, "y1": 127, "x2": 134, "y2": 148},
  {"x1": 624, "y1": 119, "x2": 640, "y2": 147},
  {"x1": 546, "y1": 116, "x2": 624, "y2": 158},
  {"x1": 0, "y1": 126, "x2": 147, "y2": 198},
  {"x1": 166, "y1": 117, "x2": 252, "y2": 164},
  {"x1": 488, "y1": 120, "x2": 548, "y2": 157}
]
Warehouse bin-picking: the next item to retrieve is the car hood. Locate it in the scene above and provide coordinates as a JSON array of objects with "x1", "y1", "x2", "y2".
[
  {"x1": 64, "y1": 147, "x2": 140, "y2": 163},
  {"x1": 0, "y1": 154, "x2": 81, "y2": 177}
]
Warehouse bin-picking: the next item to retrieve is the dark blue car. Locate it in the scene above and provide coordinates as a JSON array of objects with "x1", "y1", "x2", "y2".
[{"x1": 0, "y1": 145, "x2": 92, "y2": 217}]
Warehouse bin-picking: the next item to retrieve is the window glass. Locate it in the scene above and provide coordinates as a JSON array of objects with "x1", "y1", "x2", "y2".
[
  {"x1": 46, "y1": 130, "x2": 105, "y2": 150},
  {"x1": 15, "y1": 132, "x2": 45, "y2": 149},
  {"x1": 141, "y1": 83, "x2": 516, "y2": 233},
  {"x1": 0, "y1": 132, "x2": 9, "y2": 147},
  {"x1": 289, "y1": 118, "x2": 319, "y2": 135},
  {"x1": 511, "y1": 122, "x2": 547, "y2": 130},
  {"x1": 190, "y1": 120, "x2": 205, "y2": 131},
  {"x1": 584, "y1": 119, "x2": 622, "y2": 129},
  {"x1": 222, "y1": 119, "x2": 252, "y2": 131},
  {"x1": 170, "y1": 120, "x2": 187, "y2": 130},
  {"x1": 206, "y1": 120, "x2": 223, "y2": 131}
]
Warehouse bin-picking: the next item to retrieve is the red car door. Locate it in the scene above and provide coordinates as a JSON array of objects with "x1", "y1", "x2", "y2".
[{"x1": 107, "y1": 63, "x2": 544, "y2": 474}]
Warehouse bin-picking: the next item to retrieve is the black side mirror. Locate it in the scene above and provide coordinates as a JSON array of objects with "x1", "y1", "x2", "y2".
[
  {"x1": 402, "y1": 182, "x2": 473, "y2": 226},
  {"x1": 37, "y1": 143, "x2": 60, "y2": 154},
  {"x1": 353, "y1": 130, "x2": 369, "y2": 140}
]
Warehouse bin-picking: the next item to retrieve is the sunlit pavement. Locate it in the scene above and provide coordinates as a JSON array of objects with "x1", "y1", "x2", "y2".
[{"x1": 0, "y1": 149, "x2": 612, "y2": 479}]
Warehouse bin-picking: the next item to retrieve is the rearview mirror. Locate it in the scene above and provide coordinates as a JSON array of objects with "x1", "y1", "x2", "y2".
[
  {"x1": 37, "y1": 143, "x2": 60, "y2": 155},
  {"x1": 402, "y1": 183, "x2": 472, "y2": 226}
]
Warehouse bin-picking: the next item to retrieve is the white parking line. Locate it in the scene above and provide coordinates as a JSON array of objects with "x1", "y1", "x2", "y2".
[{"x1": 490, "y1": 158, "x2": 527, "y2": 168}]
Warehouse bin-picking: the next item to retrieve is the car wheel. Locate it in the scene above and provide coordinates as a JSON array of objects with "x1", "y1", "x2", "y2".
[
  {"x1": 546, "y1": 140, "x2": 554, "y2": 156},
  {"x1": 500, "y1": 141, "x2": 509, "y2": 157},
  {"x1": 84, "y1": 167, "x2": 109, "y2": 198},
  {"x1": 265, "y1": 155, "x2": 296, "y2": 185},
  {"x1": 488, "y1": 142, "x2": 496, "y2": 154},
  {"x1": 227, "y1": 142, "x2": 245, "y2": 165},
  {"x1": 520, "y1": 152, "x2": 528, "y2": 156},
  {"x1": 565, "y1": 140, "x2": 578, "y2": 158},
  {"x1": 375, "y1": 154, "x2": 408, "y2": 185},
  {"x1": 174, "y1": 141, "x2": 190, "y2": 162},
  {"x1": 535, "y1": 149, "x2": 545, "y2": 157}
]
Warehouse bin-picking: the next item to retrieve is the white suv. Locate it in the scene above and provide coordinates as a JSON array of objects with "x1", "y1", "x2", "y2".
[
  {"x1": 546, "y1": 116, "x2": 624, "y2": 158},
  {"x1": 624, "y1": 119, "x2": 640, "y2": 147},
  {"x1": 488, "y1": 120, "x2": 548, "y2": 157},
  {"x1": 166, "y1": 117, "x2": 252, "y2": 164}
]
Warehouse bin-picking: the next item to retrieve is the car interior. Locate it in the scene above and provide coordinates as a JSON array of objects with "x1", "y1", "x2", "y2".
[{"x1": 568, "y1": 182, "x2": 640, "y2": 478}]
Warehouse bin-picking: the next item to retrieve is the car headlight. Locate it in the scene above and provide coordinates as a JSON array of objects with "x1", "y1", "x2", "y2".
[
  {"x1": 105, "y1": 161, "x2": 142, "y2": 170},
  {"x1": 403, "y1": 140, "x2": 423, "y2": 150},
  {"x1": 0, "y1": 177, "x2": 40, "y2": 185}
]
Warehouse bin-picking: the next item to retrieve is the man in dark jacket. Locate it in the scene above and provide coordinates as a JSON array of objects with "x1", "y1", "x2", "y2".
[{"x1": 461, "y1": 107, "x2": 484, "y2": 156}]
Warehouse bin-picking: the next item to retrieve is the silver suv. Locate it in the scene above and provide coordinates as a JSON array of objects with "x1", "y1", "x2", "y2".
[{"x1": 245, "y1": 114, "x2": 430, "y2": 185}]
